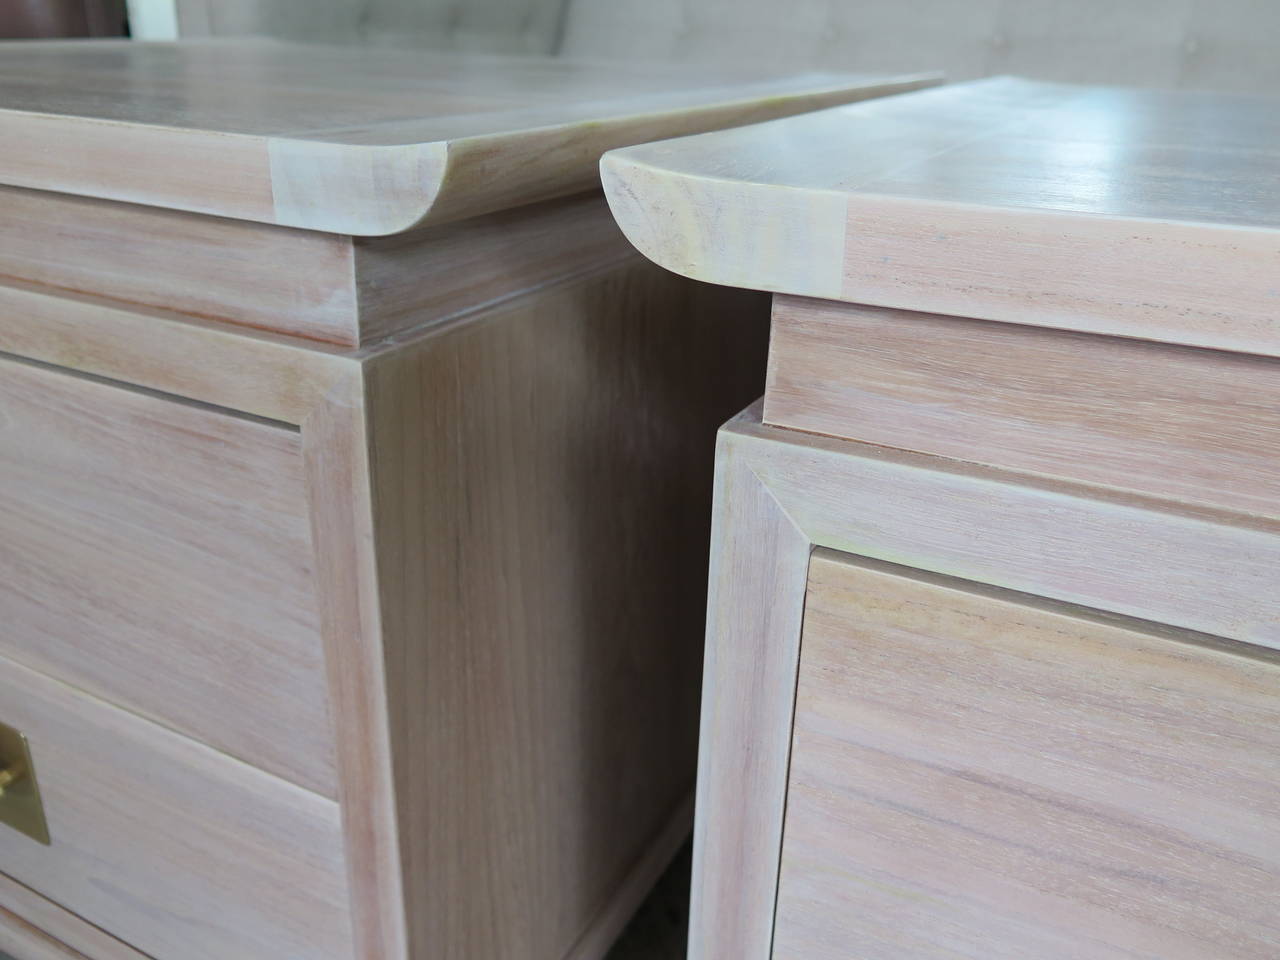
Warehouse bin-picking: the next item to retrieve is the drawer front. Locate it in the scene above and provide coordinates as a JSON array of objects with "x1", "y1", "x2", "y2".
[
  {"x1": 0, "y1": 355, "x2": 334, "y2": 795},
  {"x1": 774, "y1": 551, "x2": 1280, "y2": 960},
  {"x1": 0, "y1": 653, "x2": 355, "y2": 960},
  {"x1": 0, "y1": 872, "x2": 148, "y2": 960}
]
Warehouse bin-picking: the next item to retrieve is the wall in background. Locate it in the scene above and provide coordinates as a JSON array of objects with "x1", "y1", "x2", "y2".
[
  {"x1": 128, "y1": 0, "x2": 1280, "y2": 94},
  {"x1": 131, "y1": 0, "x2": 567, "y2": 53},
  {"x1": 560, "y1": 0, "x2": 1280, "y2": 93}
]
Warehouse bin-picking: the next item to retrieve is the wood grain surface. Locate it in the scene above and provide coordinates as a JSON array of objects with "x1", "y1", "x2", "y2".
[
  {"x1": 765, "y1": 295, "x2": 1280, "y2": 518},
  {"x1": 603, "y1": 77, "x2": 1280, "y2": 355},
  {"x1": 0, "y1": 354, "x2": 335, "y2": 795},
  {"x1": 687, "y1": 433, "x2": 812, "y2": 960},
  {"x1": 0, "y1": 653, "x2": 354, "y2": 960},
  {"x1": 0, "y1": 184, "x2": 357, "y2": 344},
  {"x1": 0, "y1": 187, "x2": 636, "y2": 346},
  {"x1": 775, "y1": 550, "x2": 1280, "y2": 959},
  {"x1": 730, "y1": 408, "x2": 1280, "y2": 650},
  {"x1": 0, "y1": 876, "x2": 149, "y2": 960},
  {"x1": 0, "y1": 278, "x2": 354, "y2": 425},
  {"x1": 689, "y1": 406, "x2": 1280, "y2": 960},
  {"x1": 358, "y1": 258, "x2": 769, "y2": 959},
  {"x1": 0, "y1": 40, "x2": 935, "y2": 234}
]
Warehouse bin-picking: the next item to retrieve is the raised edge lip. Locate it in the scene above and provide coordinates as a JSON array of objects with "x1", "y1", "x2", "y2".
[{"x1": 0, "y1": 71, "x2": 944, "y2": 237}]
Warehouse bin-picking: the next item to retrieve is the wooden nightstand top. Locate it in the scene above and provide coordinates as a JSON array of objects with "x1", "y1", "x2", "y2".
[
  {"x1": 0, "y1": 39, "x2": 934, "y2": 235},
  {"x1": 603, "y1": 76, "x2": 1280, "y2": 355}
]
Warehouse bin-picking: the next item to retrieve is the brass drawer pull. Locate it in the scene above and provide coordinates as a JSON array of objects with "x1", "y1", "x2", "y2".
[
  {"x1": 0, "y1": 759, "x2": 25, "y2": 796},
  {"x1": 0, "y1": 722, "x2": 50, "y2": 845}
]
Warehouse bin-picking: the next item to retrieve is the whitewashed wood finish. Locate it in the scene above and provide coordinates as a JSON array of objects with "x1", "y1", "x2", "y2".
[
  {"x1": 738, "y1": 408, "x2": 1280, "y2": 648},
  {"x1": 0, "y1": 280, "x2": 354, "y2": 423},
  {"x1": 765, "y1": 295, "x2": 1280, "y2": 519},
  {"x1": 0, "y1": 354, "x2": 335, "y2": 796},
  {"x1": 0, "y1": 184, "x2": 357, "y2": 344},
  {"x1": 0, "y1": 50, "x2": 921, "y2": 956},
  {"x1": 690, "y1": 405, "x2": 1280, "y2": 960},
  {"x1": 0, "y1": 908, "x2": 91, "y2": 960},
  {"x1": 0, "y1": 876, "x2": 150, "y2": 960},
  {"x1": 360, "y1": 259, "x2": 768, "y2": 960},
  {"x1": 603, "y1": 77, "x2": 1280, "y2": 356},
  {"x1": 774, "y1": 550, "x2": 1280, "y2": 959},
  {"x1": 0, "y1": 248, "x2": 771, "y2": 959},
  {"x1": 352, "y1": 193, "x2": 636, "y2": 344},
  {"x1": 0, "y1": 186, "x2": 636, "y2": 346},
  {"x1": 0, "y1": 653, "x2": 355, "y2": 960},
  {"x1": 689, "y1": 431, "x2": 812, "y2": 960},
  {"x1": 300, "y1": 373, "x2": 408, "y2": 960},
  {"x1": 0, "y1": 40, "x2": 934, "y2": 235}
]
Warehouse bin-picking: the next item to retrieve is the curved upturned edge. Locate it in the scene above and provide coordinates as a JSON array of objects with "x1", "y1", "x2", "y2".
[{"x1": 600, "y1": 147, "x2": 848, "y2": 299}]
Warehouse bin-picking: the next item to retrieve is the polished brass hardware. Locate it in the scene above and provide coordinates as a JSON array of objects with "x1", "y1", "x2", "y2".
[{"x1": 0, "y1": 721, "x2": 50, "y2": 845}]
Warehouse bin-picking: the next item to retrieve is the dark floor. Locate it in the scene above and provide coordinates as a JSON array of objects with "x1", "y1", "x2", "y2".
[{"x1": 604, "y1": 841, "x2": 691, "y2": 960}]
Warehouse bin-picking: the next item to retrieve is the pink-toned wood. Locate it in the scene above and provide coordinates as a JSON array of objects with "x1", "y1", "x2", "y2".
[
  {"x1": 0, "y1": 874, "x2": 151, "y2": 960},
  {"x1": 0, "y1": 41, "x2": 936, "y2": 235},
  {"x1": 689, "y1": 405, "x2": 1280, "y2": 959},
  {"x1": 300, "y1": 374, "x2": 409, "y2": 960},
  {"x1": 733, "y1": 408, "x2": 1280, "y2": 649},
  {"x1": 602, "y1": 78, "x2": 1280, "y2": 356},
  {"x1": 0, "y1": 46, "x2": 937, "y2": 960},
  {"x1": 0, "y1": 184, "x2": 358, "y2": 344},
  {"x1": 353, "y1": 193, "x2": 636, "y2": 343},
  {"x1": 0, "y1": 904, "x2": 94, "y2": 960},
  {"x1": 359, "y1": 260, "x2": 769, "y2": 960},
  {"x1": 0, "y1": 187, "x2": 635, "y2": 347},
  {"x1": 0, "y1": 278, "x2": 353, "y2": 424},
  {"x1": 0, "y1": 652, "x2": 354, "y2": 960},
  {"x1": 687, "y1": 433, "x2": 812, "y2": 960},
  {"x1": 0, "y1": 354, "x2": 335, "y2": 796},
  {"x1": 774, "y1": 550, "x2": 1280, "y2": 960},
  {"x1": 765, "y1": 295, "x2": 1280, "y2": 519}
]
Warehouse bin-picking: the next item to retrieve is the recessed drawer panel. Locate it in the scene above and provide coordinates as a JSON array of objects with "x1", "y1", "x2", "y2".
[
  {"x1": 0, "y1": 355, "x2": 334, "y2": 795},
  {"x1": 0, "y1": 653, "x2": 354, "y2": 960},
  {"x1": 774, "y1": 550, "x2": 1280, "y2": 960}
]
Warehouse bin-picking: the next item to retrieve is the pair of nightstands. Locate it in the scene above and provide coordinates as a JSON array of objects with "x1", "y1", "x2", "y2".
[
  {"x1": 3, "y1": 40, "x2": 1277, "y2": 960},
  {"x1": 603, "y1": 77, "x2": 1280, "y2": 960},
  {"x1": 0, "y1": 38, "x2": 932, "y2": 960}
]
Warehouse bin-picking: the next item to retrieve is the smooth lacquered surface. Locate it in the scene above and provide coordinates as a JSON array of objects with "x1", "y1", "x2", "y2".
[
  {"x1": 603, "y1": 77, "x2": 1280, "y2": 354},
  {"x1": 0, "y1": 40, "x2": 935, "y2": 234}
]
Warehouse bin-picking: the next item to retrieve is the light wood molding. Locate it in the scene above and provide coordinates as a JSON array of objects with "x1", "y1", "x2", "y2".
[
  {"x1": 0, "y1": 184, "x2": 358, "y2": 345},
  {"x1": 0, "y1": 906, "x2": 96, "y2": 960},
  {"x1": 0, "y1": 41, "x2": 936, "y2": 236},
  {"x1": 299, "y1": 373, "x2": 408, "y2": 960},
  {"x1": 732, "y1": 407, "x2": 1280, "y2": 648},
  {"x1": 0, "y1": 354, "x2": 335, "y2": 795},
  {"x1": 774, "y1": 551, "x2": 1280, "y2": 959},
  {"x1": 603, "y1": 77, "x2": 1280, "y2": 356},
  {"x1": 352, "y1": 194, "x2": 637, "y2": 345},
  {"x1": 690, "y1": 404, "x2": 1280, "y2": 960},
  {"x1": 688, "y1": 436, "x2": 812, "y2": 960},
  {"x1": 0, "y1": 653, "x2": 354, "y2": 960},
  {"x1": 0, "y1": 187, "x2": 636, "y2": 347},
  {"x1": 765, "y1": 295, "x2": 1280, "y2": 520},
  {"x1": 0, "y1": 279, "x2": 355, "y2": 424},
  {"x1": 0, "y1": 876, "x2": 151, "y2": 960}
]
